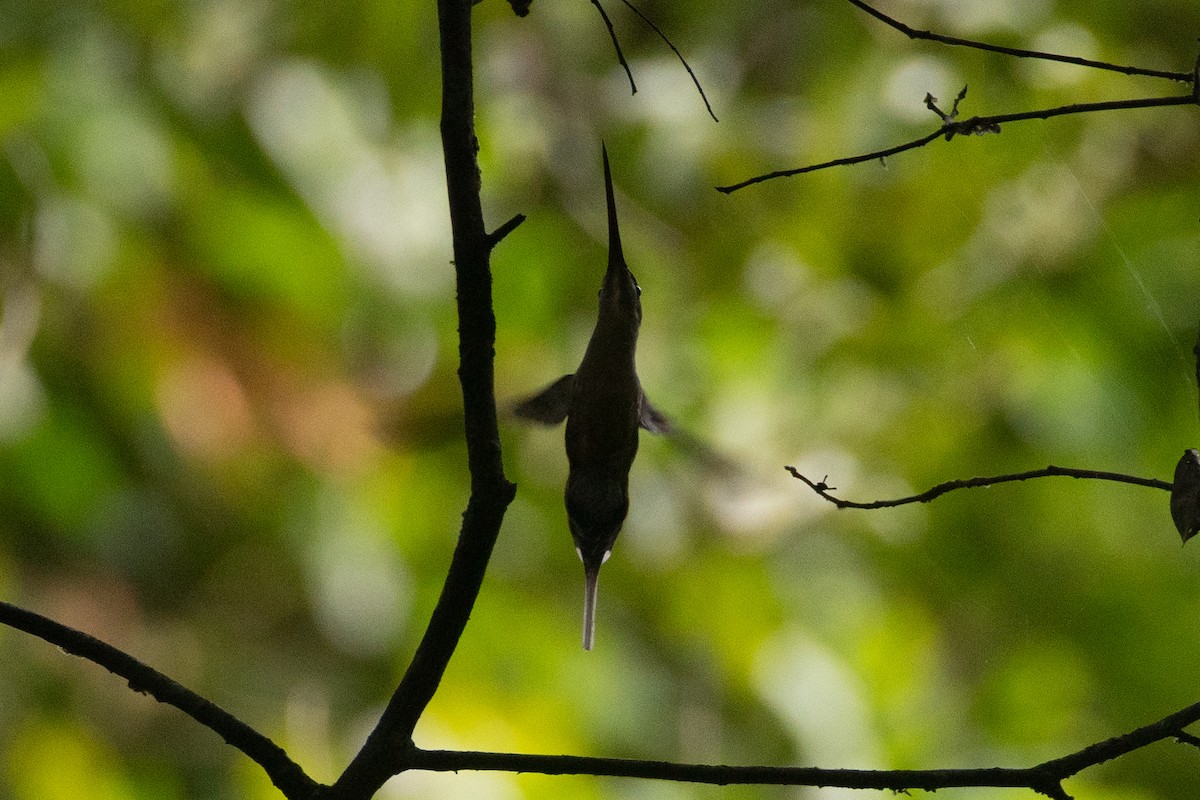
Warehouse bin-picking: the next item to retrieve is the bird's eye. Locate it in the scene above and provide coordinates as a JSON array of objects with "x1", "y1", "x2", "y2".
[{"x1": 634, "y1": 283, "x2": 642, "y2": 297}]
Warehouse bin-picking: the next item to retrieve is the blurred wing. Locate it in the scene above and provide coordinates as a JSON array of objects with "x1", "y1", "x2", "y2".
[
  {"x1": 640, "y1": 392, "x2": 741, "y2": 477},
  {"x1": 512, "y1": 374, "x2": 575, "y2": 426},
  {"x1": 668, "y1": 427, "x2": 741, "y2": 478},
  {"x1": 638, "y1": 393, "x2": 673, "y2": 435}
]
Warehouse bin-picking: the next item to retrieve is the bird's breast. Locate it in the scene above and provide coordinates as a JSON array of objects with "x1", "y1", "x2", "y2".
[{"x1": 564, "y1": 373, "x2": 641, "y2": 471}]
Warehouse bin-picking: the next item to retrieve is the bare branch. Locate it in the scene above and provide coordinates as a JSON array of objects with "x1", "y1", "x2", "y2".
[
  {"x1": 616, "y1": 0, "x2": 718, "y2": 121},
  {"x1": 0, "y1": 602, "x2": 320, "y2": 800},
  {"x1": 406, "y1": 696, "x2": 1200, "y2": 793},
  {"x1": 717, "y1": 129, "x2": 944, "y2": 193},
  {"x1": 718, "y1": 93, "x2": 1196, "y2": 192},
  {"x1": 1174, "y1": 731, "x2": 1200, "y2": 749},
  {"x1": 592, "y1": 0, "x2": 637, "y2": 95},
  {"x1": 332, "y1": 0, "x2": 517, "y2": 796},
  {"x1": 408, "y1": 747, "x2": 1037, "y2": 791},
  {"x1": 487, "y1": 212, "x2": 526, "y2": 249},
  {"x1": 846, "y1": 0, "x2": 1194, "y2": 83},
  {"x1": 786, "y1": 465, "x2": 1171, "y2": 510}
]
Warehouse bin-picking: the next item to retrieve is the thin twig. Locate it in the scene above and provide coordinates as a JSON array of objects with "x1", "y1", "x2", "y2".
[
  {"x1": 616, "y1": 0, "x2": 718, "y2": 121},
  {"x1": 487, "y1": 213, "x2": 526, "y2": 249},
  {"x1": 846, "y1": 0, "x2": 1193, "y2": 83},
  {"x1": 718, "y1": 93, "x2": 1196, "y2": 192},
  {"x1": 406, "y1": 695, "x2": 1200, "y2": 794},
  {"x1": 0, "y1": 602, "x2": 320, "y2": 800},
  {"x1": 786, "y1": 465, "x2": 1171, "y2": 510},
  {"x1": 717, "y1": 129, "x2": 944, "y2": 192},
  {"x1": 592, "y1": 0, "x2": 637, "y2": 95},
  {"x1": 1175, "y1": 731, "x2": 1200, "y2": 749}
]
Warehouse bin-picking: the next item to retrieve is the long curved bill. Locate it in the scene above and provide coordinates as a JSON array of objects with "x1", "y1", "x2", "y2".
[{"x1": 582, "y1": 564, "x2": 600, "y2": 651}]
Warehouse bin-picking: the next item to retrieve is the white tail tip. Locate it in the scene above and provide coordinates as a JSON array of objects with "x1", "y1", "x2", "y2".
[{"x1": 582, "y1": 566, "x2": 599, "y2": 651}]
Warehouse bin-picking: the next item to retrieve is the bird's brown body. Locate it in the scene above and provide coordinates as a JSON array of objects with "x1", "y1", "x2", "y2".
[{"x1": 514, "y1": 147, "x2": 667, "y2": 649}]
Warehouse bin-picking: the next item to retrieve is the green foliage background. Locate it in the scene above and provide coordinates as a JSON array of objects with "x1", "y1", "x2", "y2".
[{"x1": 1, "y1": 0, "x2": 1199, "y2": 797}]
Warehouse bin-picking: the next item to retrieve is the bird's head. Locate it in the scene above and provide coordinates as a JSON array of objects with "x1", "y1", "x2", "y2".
[
  {"x1": 565, "y1": 470, "x2": 629, "y2": 570},
  {"x1": 597, "y1": 145, "x2": 642, "y2": 332},
  {"x1": 566, "y1": 470, "x2": 627, "y2": 651}
]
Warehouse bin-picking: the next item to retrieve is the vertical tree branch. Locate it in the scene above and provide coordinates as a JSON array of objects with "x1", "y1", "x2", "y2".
[{"x1": 331, "y1": 0, "x2": 516, "y2": 797}]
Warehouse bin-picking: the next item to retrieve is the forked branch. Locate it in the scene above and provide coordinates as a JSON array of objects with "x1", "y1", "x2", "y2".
[
  {"x1": 717, "y1": 1, "x2": 1200, "y2": 192},
  {"x1": 718, "y1": 93, "x2": 1195, "y2": 192}
]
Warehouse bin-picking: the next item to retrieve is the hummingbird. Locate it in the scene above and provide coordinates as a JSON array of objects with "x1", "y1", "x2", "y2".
[{"x1": 514, "y1": 146, "x2": 669, "y2": 650}]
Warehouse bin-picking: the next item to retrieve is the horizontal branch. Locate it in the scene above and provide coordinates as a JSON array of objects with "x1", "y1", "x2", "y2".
[
  {"x1": 958, "y1": 93, "x2": 1197, "y2": 126},
  {"x1": 408, "y1": 747, "x2": 1043, "y2": 793},
  {"x1": 0, "y1": 601, "x2": 320, "y2": 800},
  {"x1": 409, "y1": 693, "x2": 1200, "y2": 799},
  {"x1": 786, "y1": 465, "x2": 1171, "y2": 510},
  {"x1": 846, "y1": 0, "x2": 1194, "y2": 83},
  {"x1": 718, "y1": 93, "x2": 1196, "y2": 192}
]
